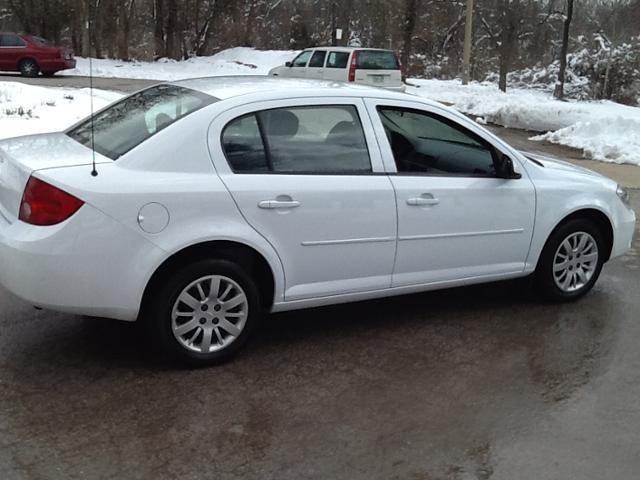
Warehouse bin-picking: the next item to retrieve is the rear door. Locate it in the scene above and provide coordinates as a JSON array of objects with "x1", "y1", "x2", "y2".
[
  {"x1": 209, "y1": 98, "x2": 397, "y2": 301},
  {"x1": 0, "y1": 34, "x2": 27, "y2": 71},
  {"x1": 355, "y1": 50, "x2": 402, "y2": 89},
  {"x1": 305, "y1": 50, "x2": 327, "y2": 79},
  {"x1": 322, "y1": 51, "x2": 350, "y2": 82}
]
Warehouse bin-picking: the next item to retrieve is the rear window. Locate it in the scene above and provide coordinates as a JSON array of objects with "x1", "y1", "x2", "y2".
[
  {"x1": 356, "y1": 50, "x2": 399, "y2": 70},
  {"x1": 67, "y1": 84, "x2": 216, "y2": 160}
]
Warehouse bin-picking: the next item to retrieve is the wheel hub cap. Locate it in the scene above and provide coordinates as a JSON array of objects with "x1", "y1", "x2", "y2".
[
  {"x1": 553, "y1": 232, "x2": 598, "y2": 292},
  {"x1": 171, "y1": 275, "x2": 248, "y2": 354}
]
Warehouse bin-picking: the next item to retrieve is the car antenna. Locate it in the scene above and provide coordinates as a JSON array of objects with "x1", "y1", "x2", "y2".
[{"x1": 88, "y1": 17, "x2": 98, "y2": 177}]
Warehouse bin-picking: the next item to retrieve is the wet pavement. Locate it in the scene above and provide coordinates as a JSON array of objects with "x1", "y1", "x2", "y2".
[{"x1": 1, "y1": 191, "x2": 639, "y2": 478}]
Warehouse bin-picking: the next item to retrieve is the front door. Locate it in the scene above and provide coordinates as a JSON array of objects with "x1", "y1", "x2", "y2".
[
  {"x1": 211, "y1": 99, "x2": 397, "y2": 301},
  {"x1": 305, "y1": 50, "x2": 326, "y2": 79},
  {"x1": 365, "y1": 99, "x2": 536, "y2": 286}
]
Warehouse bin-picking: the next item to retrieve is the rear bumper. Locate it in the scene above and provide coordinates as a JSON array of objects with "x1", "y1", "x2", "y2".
[
  {"x1": 0, "y1": 204, "x2": 165, "y2": 321},
  {"x1": 39, "y1": 58, "x2": 76, "y2": 72}
]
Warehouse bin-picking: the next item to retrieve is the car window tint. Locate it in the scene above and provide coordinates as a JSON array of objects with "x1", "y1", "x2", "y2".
[
  {"x1": 0, "y1": 35, "x2": 25, "y2": 47},
  {"x1": 326, "y1": 52, "x2": 350, "y2": 68},
  {"x1": 31, "y1": 36, "x2": 51, "y2": 46},
  {"x1": 292, "y1": 51, "x2": 312, "y2": 67},
  {"x1": 222, "y1": 114, "x2": 269, "y2": 173},
  {"x1": 67, "y1": 84, "x2": 216, "y2": 160},
  {"x1": 356, "y1": 50, "x2": 399, "y2": 70},
  {"x1": 378, "y1": 107, "x2": 496, "y2": 176},
  {"x1": 260, "y1": 105, "x2": 371, "y2": 174},
  {"x1": 308, "y1": 50, "x2": 327, "y2": 68}
]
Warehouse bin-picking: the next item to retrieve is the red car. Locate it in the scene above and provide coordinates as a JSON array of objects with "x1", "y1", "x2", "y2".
[{"x1": 0, "y1": 33, "x2": 76, "y2": 77}]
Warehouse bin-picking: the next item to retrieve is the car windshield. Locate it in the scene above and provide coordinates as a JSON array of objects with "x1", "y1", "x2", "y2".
[
  {"x1": 356, "y1": 50, "x2": 400, "y2": 70},
  {"x1": 67, "y1": 84, "x2": 216, "y2": 160},
  {"x1": 31, "y1": 36, "x2": 51, "y2": 46}
]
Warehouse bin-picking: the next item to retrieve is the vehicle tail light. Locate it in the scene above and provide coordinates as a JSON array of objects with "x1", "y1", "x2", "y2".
[
  {"x1": 19, "y1": 176, "x2": 84, "y2": 226},
  {"x1": 348, "y1": 51, "x2": 358, "y2": 82}
]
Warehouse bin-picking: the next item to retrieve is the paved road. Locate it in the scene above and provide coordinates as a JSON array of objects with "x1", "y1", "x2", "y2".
[
  {"x1": 2, "y1": 75, "x2": 640, "y2": 479},
  {"x1": 0, "y1": 72, "x2": 157, "y2": 93},
  {"x1": 1, "y1": 194, "x2": 638, "y2": 480}
]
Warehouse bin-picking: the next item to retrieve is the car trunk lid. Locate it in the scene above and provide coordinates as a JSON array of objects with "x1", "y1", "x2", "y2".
[{"x1": 0, "y1": 133, "x2": 108, "y2": 222}]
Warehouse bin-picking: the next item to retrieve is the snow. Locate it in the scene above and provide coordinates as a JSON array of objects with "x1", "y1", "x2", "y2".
[
  {"x1": 1, "y1": 46, "x2": 639, "y2": 167},
  {"x1": 0, "y1": 82, "x2": 122, "y2": 141},
  {"x1": 407, "y1": 79, "x2": 640, "y2": 166},
  {"x1": 62, "y1": 47, "x2": 298, "y2": 81}
]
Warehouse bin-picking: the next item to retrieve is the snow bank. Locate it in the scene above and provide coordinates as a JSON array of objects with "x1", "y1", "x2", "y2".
[
  {"x1": 62, "y1": 47, "x2": 298, "y2": 81},
  {"x1": 407, "y1": 79, "x2": 640, "y2": 166},
  {"x1": 0, "y1": 82, "x2": 122, "y2": 140}
]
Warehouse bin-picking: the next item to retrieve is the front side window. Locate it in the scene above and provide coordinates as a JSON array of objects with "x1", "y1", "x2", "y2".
[
  {"x1": 68, "y1": 84, "x2": 216, "y2": 160},
  {"x1": 292, "y1": 50, "x2": 312, "y2": 67},
  {"x1": 0, "y1": 35, "x2": 26, "y2": 47},
  {"x1": 308, "y1": 50, "x2": 327, "y2": 68},
  {"x1": 378, "y1": 107, "x2": 497, "y2": 176},
  {"x1": 326, "y1": 51, "x2": 350, "y2": 68},
  {"x1": 222, "y1": 105, "x2": 371, "y2": 174}
]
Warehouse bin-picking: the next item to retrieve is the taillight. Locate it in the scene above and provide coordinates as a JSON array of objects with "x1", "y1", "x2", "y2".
[
  {"x1": 19, "y1": 176, "x2": 84, "y2": 226},
  {"x1": 348, "y1": 51, "x2": 358, "y2": 82}
]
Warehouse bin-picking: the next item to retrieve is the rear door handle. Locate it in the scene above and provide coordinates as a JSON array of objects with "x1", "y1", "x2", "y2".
[
  {"x1": 407, "y1": 195, "x2": 440, "y2": 206},
  {"x1": 258, "y1": 200, "x2": 301, "y2": 209}
]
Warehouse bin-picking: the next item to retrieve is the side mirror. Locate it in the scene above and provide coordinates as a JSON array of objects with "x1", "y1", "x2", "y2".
[
  {"x1": 496, "y1": 154, "x2": 522, "y2": 179},
  {"x1": 285, "y1": 61, "x2": 292, "y2": 67}
]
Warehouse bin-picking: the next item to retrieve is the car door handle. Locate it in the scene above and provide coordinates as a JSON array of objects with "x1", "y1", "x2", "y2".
[
  {"x1": 258, "y1": 200, "x2": 301, "y2": 209},
  {"x1": 407, "y1": 196, "x2": 440, "y2": 206}
]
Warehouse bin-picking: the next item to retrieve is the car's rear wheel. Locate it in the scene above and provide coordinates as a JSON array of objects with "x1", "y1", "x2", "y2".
[
  {"x1": 19, "y1": 59, "x2": 40, "y2": 77},
  {"x1": 148, "y1": 259, "x2": 261, "y2": 365},
  {"x1": 535, "y1": 218, "x2": 605, "y2": 301}
]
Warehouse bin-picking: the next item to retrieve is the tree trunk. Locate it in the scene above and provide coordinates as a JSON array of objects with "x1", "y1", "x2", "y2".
[
  {"x1": 401, "y1": 0, "x2": 417, "y2": 73},
  {"x1": 498, "y1": 0, "x2": 515, "y2": 92},
  {"x1": 153, "y1": 0, "x2": 165, "y2": 58},
  {"x1": 554, "y1": 0, "x2": 574, "y2": 99}
]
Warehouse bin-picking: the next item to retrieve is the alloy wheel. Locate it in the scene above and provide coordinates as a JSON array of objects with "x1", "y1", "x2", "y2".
[
  {"x1": 171, "y1": 275, "x2": 248, "y2": 353},
  {"x1": 552, "y1": 231, "x2": 599, "y2": 293}
]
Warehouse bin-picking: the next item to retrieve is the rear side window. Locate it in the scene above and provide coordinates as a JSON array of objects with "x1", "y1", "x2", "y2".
[
  {"x1": 68, "y1": 84, "x2": 216, "y2": 160},
  {"x1": 378, "y1": 106, "x2": 497, "y2": 176},
  {"x1": 222, "y1": 105, "x2": 371, "y2": 174},
  {"x1": 326, "y1": 52, "x2": 349, "y2": 68},
  {"x1": 308, "y1": 51, "x2": 327, "y2": 68},
  {"x1": 0, "y1": 35, "x2": 26, "y2": 47},
  {"x1": 356, "y1": 50, "x2": 399, "y2": 70},
  {"x1": 30, "y1": 36, "x2": 51, "y2": 46},
  {"x1": 292, "y1": 51, "x2": 312, "y2": 67}
]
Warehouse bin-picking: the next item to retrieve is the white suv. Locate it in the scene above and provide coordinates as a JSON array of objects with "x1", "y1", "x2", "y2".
[
  {"x1": 0, "y1": 77, "x2": 635, "y2": 365},
  {"x1": 269, "y1": 47, "x2": 406, "y2": 92}
]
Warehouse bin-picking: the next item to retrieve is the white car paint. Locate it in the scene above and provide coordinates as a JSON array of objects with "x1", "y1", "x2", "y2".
[
  {"x1": 269, "y1": 47, "x2": 406, "y2": 92},
  {"x1": 0, "y1": 77, "x2": 635, "y2": 322}
]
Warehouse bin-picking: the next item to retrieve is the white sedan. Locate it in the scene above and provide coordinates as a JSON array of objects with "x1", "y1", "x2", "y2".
[{"x1": 0, "y1": 77, "x2": 635, "y2": 364}]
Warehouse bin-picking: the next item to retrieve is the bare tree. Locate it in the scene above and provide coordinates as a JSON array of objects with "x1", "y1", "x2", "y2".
[{"x1": 554, "y1": 0, "x2": 574, "y2": 99}]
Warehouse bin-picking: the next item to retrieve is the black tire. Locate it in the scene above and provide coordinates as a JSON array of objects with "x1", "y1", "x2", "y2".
[
  {"x1": 147, "y1": 259, "x2": 261, "y2": 366},
  {"x1": 534, "y1": 218, "x2": 605, "y2": 302},
  {"x1": 19, "y1": 58, "x2": 40, "y2": 77}
]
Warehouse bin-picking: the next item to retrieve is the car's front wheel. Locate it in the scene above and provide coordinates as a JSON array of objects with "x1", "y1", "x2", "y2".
[
  {"x1": 149, "y1": 259, "x2": 261, "y2": 365},
  {"x1": 535, "y1": 218, "x2": 605, "y2": 301},
  {"x1": 19, "y1": 58, "x2": 40, "y2": 77}
]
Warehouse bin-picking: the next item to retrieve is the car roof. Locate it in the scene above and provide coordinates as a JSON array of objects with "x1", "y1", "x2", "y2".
[
  {"x1": 303, "y1": 46, "x2": 394, "y2": 52},
  {"x1": 172, "y1": 76, "x2": 413, "y2": 102}
]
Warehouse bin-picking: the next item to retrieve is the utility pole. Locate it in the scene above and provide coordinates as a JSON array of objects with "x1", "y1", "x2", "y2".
[{"x1": 462, "y1": 0, "x2": 474, "y2": 85}]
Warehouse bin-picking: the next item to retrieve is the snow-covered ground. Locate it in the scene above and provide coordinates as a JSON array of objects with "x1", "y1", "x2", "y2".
[
  {"x1": 62, "y1": 47, "x2": 297, "y2": 80},
  {"x1": 408, "y1": 79, "x2": 640, "y2": 166},
  {"x1": 1, "y1": 47, "x2": 639, "y2": 167},
  {"x1": 0, "y1": 82, "x2": 122, "y2": 140}
]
